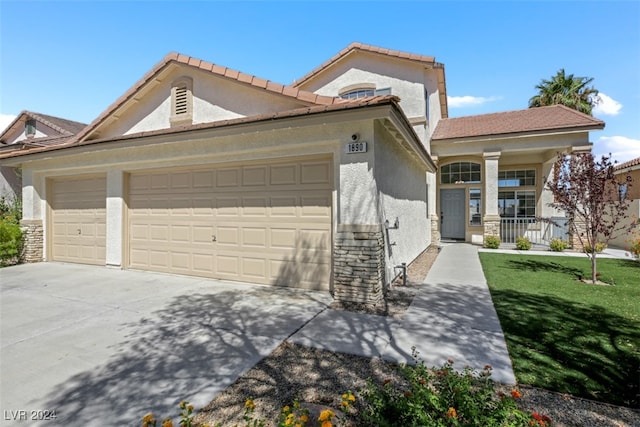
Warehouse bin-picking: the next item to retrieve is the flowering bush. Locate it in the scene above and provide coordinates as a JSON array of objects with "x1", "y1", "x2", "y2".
[
  {"x1": 484, "y1": 235, "x2": 501, "y2": 249},
  {"x1": 516, "y1": 236, "x2": 532, "y2": 251},
  {"x1": 548, "y1": 238, "x2": 568, "y2": 252},
  {"x1": 141, "y1": 356, "x2": 551, "y2": 427},
  {"x1": 358, "y1": 348, "x2": 551, "y2": 426}
]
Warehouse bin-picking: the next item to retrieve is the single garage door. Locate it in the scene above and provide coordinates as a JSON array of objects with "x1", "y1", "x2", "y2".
[
  {"x1": 50, "y1": 176, "x2": 106, "y2": 265},
  {"x1": 128, "y1": 157, "x2": 332, "y2": 289}
]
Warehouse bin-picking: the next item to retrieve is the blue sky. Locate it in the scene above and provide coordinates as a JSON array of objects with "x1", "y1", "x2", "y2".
[{"x1": 1, "y1": 1, "x2": 639, "y2": 162}]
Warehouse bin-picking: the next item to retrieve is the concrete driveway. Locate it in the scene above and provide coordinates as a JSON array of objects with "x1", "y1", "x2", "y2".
[{"x1": 0, "y1": 263, "x2": 332, "y2": 426}]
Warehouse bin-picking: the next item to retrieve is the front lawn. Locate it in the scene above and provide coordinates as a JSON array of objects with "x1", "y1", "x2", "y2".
[{"x1": 479, "y1": 253, "x2": 639, "y2": 407}]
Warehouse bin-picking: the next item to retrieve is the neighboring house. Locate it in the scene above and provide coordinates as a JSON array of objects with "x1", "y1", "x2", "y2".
[
  {"x1": 0, "y1": 43, "x2": 605, "y2": 304},
  {"x1": 608, "y1": 156, "x2": 640, "y2": 250},
  {"x1": 0, "y1": 111, "x2": 86, "y2": 199}
]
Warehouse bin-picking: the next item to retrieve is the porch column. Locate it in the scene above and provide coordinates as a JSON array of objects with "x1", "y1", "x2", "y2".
[
  {"x1": 483, "y1": 152, "x2": 501, "y2": 240},
  {"x1": 105, "y1": 169, "x2": 124, "y2": 268}
]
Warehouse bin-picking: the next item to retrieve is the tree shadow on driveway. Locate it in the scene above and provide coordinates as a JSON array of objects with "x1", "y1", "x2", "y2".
[{"x1": 40, "y1": 286, "x2": 330, "y2": 426}]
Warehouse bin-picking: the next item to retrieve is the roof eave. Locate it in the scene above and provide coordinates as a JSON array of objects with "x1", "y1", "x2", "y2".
[{"x1": 431, "y1": 124, "x2": 605, "y2": 144}]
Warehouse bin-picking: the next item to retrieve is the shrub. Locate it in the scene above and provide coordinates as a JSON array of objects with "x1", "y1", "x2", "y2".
[
  {"x1": 141, "y1": 359, "x2": 551, "y2": 427},
  {"x1": 629, "y1": 238, "x2": 640, "y2": 259},
  {"x1": 0, "y1": 219, "x2": 23, "y2": 265},
  {"x1": 359, "y1": 349, "x2": 550, "y2": 426},
  {"x1": 484, "y1": 235, "x2": 501, "y2": 249},
  {"x1": 549, "y1": 238, "x2": 568, "y2": 252},
  {"x1": 583, "y1": 242, "x2": 607, "y2": 254},
  {"x1": 0, "y1": 195, "x2": 22, "y2": 222},
  {"x1": 515, "y1": 236, "x2": 532, "y2": 251}
]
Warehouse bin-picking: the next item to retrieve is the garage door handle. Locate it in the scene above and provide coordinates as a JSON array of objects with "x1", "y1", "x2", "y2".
[
  {"x1": 212, "y1": 235, "x2": 217, "y2": 242},
  {"x1": 77, "y1": 228, "x2": 82, "y2": 235}
]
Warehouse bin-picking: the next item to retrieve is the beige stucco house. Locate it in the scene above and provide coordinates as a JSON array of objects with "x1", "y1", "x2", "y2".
[{"x1": 0, "y1": 43, "x2": 605, "y2": 304}]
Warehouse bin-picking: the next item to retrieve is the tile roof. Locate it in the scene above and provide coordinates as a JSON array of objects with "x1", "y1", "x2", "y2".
[
  {"x1": 615, "y1": 156, "x2": 640, "y2": 171},
  {"x1": 432, "y1": 105, "x2": 605, "y2": 141},
  {"x1": 0, "y1": 111, "x2": 87, "y2": 143},
  {"x1": 74, "y1": 52, "x2": 346, "y2": 143},
  {"x1": 0, "y1": 96, "x2": 402, "y2": 160},
  {"x1": 27, "y1": 112, "x2": 87, "y2": 135},
  {"x1": 293, "y1": 42, "x2": 438, "y2": 87}
]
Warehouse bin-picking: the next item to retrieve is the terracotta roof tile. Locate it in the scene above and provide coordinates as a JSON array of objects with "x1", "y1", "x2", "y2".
[
  {"x1": 432, "y1": 105, "x2": 605, "y2": 141},
  {"x1": 615, "y1": 156, "x2": 640, "y2": 171},
  {"x1": 73, "y1": 52, "x2": 345, "y2": 143},
  {"x1": 211, "y1": 64, "x2": 227, "y2": 75},
  {"x1": 237, "y1": 73, "x2": 252, "y2": 84}
]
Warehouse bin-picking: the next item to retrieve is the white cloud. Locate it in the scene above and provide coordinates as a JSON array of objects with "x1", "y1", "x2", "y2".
[
  {"x1": 0, "y1": 114, "x2": 17, "y2": 134},
  {"x1": 593, "y1": 93, "x2": 622, "y2": 116},
  {"x1": 447, "y1": 95, "x2": 500, "y2": 108},
  {"x1": 594, "y1": 135, "x2": 640, "y2": 164}
]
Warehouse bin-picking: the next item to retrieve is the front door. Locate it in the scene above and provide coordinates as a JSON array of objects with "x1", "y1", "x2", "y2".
[{"x1": 440, "y1": 189, "x2": 465, "y2": 240}]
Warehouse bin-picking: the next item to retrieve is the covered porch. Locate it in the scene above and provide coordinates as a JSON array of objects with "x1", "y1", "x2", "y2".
[{"x1": 429, "y1": 105, "x2": 605, "y2": 247}]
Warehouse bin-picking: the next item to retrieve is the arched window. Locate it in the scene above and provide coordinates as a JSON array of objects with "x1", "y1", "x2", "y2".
[
  {"x1": 339, "y1": 84, "x2": 391, "y2": 100},
  {"x1": 440, "y1": 162, "x2": 481, "y2": 184}
]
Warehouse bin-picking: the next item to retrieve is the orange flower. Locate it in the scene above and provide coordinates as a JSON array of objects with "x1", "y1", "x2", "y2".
[
  {"x1": 446, "y1": 407, "x2": 457, "y2": 418},
  {"x1": 318, "y1": 409, "x2": 334, "y2": 422},
  {"x1": 511, "y1": 389, "x2": 522, "y2": 399}
]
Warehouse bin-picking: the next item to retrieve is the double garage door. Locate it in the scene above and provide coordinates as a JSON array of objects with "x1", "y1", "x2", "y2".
[{"x1": 49, "y1": 158, "x2": 332, "y2": 289}]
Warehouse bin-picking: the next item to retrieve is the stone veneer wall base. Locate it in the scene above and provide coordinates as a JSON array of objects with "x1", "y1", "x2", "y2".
[
  {"x1": 430, "y1": 216, "x2": 441, "y2": 246},
  {"x1": 483, "y1": 215, "x2": 501, "y2": 243},
  {"x1": 333, "y1": 224, "x2": 385, "y2": 305},
  {"x1": 20, "y1": 219, "x2": 44, "y2": 263}
]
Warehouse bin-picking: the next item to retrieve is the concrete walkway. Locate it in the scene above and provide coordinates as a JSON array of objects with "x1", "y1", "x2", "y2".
[{"x1": 289, "y1": 243, "x2": 517, "y2": 384}]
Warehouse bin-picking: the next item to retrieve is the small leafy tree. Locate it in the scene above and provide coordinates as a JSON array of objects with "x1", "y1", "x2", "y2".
[{"x1": 544, "y1": 152, "x2": 632, "y2": 283}]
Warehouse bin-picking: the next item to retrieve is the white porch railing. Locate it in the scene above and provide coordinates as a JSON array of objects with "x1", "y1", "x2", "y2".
[{"x1": 500, "y1": 217, "x2": 569, "y2": 245}]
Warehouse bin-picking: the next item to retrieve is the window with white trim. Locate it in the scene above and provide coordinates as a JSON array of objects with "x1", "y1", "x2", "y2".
[
  {"x1": 469, "y1": 188, "x2": 482, "y2": 226},
  {"x1": 498, "y1": 169, "x2": 536, "y2": 187},
  {"x1": 440, "y1": 162, "x2": 481, "y2": 184},
  {"x1": 498, "y1": 191, "x2": 536, "y2": 218},
  {"x1": 170, "y1": 77, "x2": 193, "y2": 126}
]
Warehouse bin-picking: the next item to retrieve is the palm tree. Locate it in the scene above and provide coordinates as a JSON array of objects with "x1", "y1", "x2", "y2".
[{"x1": 529, "y1": 69, "x2": 599, "y2": 115}]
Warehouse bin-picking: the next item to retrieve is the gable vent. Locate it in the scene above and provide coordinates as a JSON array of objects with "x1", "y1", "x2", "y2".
[
  {"x1": 174, "y1": 86, "x2": 188, "y2": 115},
  {"x1": 170, "y1": 76, "x2": 193, "y2": 127}
]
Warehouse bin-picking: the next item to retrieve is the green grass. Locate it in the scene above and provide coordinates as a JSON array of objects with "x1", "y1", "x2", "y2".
[{"x1": 479, "y1": 253, "x2": 640, "y2": 408}]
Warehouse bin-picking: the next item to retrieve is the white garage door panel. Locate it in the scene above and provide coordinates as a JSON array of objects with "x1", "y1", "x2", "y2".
[
  {"x1": 50, "y1": 176, "x2": 106, "y2": 265},
  {"x1": 128, "y1": 158, "x2": 332, "y2": 289}
]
